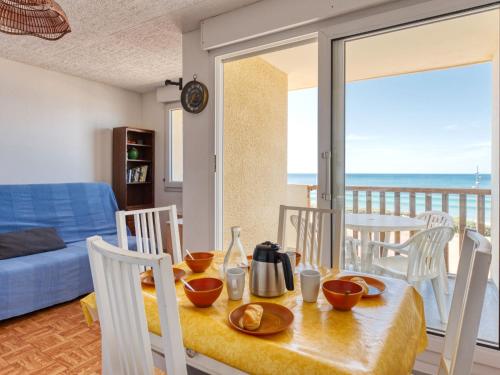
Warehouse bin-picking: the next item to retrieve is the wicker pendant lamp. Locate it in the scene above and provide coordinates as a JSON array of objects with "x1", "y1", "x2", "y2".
[{"x1": 0, "y1": 0, "x2": 71, "y2": 40}]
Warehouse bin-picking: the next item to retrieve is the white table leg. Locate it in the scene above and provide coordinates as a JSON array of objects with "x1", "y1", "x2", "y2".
[{"x1": 360, "y1": 230, "x2": 371, "y2": 272}]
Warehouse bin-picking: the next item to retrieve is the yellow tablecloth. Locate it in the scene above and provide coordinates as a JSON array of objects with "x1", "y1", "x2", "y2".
[{"x1": 81, "y1": 253, "x2": 427, "y2": 375}]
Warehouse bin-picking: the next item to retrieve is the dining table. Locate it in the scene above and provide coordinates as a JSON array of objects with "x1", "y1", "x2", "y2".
[
  {"x1": 345, "y1": 213, "x2": 427, "y2": 272},
  {"x1": 80, "y1": 252, "x2": 427, "y2": 375}
]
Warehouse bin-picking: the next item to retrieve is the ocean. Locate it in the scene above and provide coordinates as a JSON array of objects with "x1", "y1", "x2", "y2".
[{"x1": 288, "y1": 173, "x2": 492, "y2": 225}]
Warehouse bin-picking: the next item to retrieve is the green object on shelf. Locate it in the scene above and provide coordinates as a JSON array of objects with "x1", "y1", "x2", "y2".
[{"x1": 128, "y1": 147, "x2": 139, "y2": 160}]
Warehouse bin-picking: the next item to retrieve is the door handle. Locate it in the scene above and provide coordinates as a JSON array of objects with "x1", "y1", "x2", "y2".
[{"x1": 321, "y1": 151, "x2": 332, "y2": 201}]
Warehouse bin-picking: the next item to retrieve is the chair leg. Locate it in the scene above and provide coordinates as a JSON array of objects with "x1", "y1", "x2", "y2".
[
  {"x1": 380, "y1": 232, "x2": 390, "y2": 257},
  {"x1": 440, "y1": 258, "x2": 449, "y2": 294},
  {"x1": 431, "y1": 277, "x2": 448, "y2": 324}
]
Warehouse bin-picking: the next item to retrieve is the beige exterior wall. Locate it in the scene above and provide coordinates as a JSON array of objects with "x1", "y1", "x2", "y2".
[{"x1": 223, "y1": 57, "x2": 288, "y2": 253}]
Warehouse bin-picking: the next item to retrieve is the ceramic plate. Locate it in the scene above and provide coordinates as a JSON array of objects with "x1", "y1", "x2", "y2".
[
  {"x1": 229, "y1": 302, "x2": 294, "y2": 336},
  {"x1": 337, "y1": 275, "x2": 386, "y2": 298},
  {"x1": 140, "y1": 267, "x2": 186, "y2": 286}
]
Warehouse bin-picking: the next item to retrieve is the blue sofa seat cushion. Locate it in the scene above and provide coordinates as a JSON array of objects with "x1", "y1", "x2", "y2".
[
  {"x1": 0, "y1": 234, "x2": 136, "y2": 320},
  {"x1": 0, "y1": 227, "x2": 66, "y2": 260}
]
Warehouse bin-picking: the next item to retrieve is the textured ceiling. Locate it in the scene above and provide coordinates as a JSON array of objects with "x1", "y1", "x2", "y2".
[{"x1": 0, "y1": 0, "x2": 260, "y2": 93}]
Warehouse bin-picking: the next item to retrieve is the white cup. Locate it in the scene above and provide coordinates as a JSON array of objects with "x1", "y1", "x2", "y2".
[
  {"x1": 300, "y1": 269, "x2": 321, "y2": 303},
  {"x1": 226, "y1": 267, "x2": 245, "y2": 300}
]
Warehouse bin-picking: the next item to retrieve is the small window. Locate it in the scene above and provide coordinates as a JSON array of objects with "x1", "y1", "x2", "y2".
[{"x1": 165, "y1": 104, "x2": 183, "y2": 189}]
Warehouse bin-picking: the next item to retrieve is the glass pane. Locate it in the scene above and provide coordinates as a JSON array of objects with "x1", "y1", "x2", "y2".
[
  {"x1": 288, "y1": 88, "x2": 318, "y2": 208},
  {"x1": 170, "y1": 108, "x2": 183, "y2": 182},
  {"x1": 343, "y1": 9, "x2": 499, "y2": 347}
]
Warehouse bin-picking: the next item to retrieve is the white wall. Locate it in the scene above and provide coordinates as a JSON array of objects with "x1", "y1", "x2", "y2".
[
  {"x1": 0, "y1": 57, "x2": 142, "y2": 184},
  {"x1": 182, "y1": 29, "x2": 215, "y2": 250}
]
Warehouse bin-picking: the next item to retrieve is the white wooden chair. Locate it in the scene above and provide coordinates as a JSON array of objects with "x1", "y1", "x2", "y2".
[
  {"x1": 438, "y1": 229, "x2": 492, "y2": 375},
  {"x1": 116, "y1": 205, "x2": 183, "y2": 265},
  {"x1": 369, "y1": 225, "x2": 454, "y2": 323},
  {"x1": 278, "y1": 205, "x2": 340, "y2": 267},
  {"x1": 87, "y1": 235, "x2": 187, "y2": 375},
  {"x1": 416, "y1": 211, "x2": 455, "y2": 294}
]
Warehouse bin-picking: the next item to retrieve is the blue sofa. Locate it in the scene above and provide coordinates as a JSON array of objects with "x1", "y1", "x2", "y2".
[{"x1": 0, "y1": 182, "x2": 122, "y2": 320}]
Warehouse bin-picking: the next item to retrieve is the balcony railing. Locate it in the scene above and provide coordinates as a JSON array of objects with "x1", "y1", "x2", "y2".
[{"x1": 306, "y1": 185, "x2": 492, "y2": 271}]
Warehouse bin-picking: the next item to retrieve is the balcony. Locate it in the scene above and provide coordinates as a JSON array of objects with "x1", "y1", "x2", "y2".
[{"x1": 289, "y1": 183, "x2": 499, "y2": 345}]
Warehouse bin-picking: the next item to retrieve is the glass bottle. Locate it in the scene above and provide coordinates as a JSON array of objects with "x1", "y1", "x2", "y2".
[{"x1": 223, "y1": 226, "x2": 248, "y2": 277}]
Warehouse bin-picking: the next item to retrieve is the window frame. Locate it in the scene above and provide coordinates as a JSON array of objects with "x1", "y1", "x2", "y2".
[{"x1": 165, "y1": 102, "x2": 183, "y2": 191}]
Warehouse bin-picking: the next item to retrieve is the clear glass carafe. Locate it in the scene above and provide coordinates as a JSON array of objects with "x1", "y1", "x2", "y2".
[{"x1": 223, "y1": 226, "x2": 248, "y2": 277}]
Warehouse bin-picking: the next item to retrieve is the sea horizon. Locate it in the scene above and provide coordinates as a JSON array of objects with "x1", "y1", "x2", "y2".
[{"x1": 288, "y1": 172, "x2": 492, "y2": 188}]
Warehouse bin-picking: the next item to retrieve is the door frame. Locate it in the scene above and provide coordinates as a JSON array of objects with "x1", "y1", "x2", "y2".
[{"x1": 213, "y1": 32, "x2": 334, "y2": 257}]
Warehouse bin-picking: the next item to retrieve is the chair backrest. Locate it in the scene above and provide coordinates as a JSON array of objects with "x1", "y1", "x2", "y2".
[
  {"x1": 87, "y1": 236, "x2": 187, "y2": 375},
  {"x1": 416, "y1": 211, "x2": 454, "y2": 240},
  {"x1": 416, "y1": 211, "x2": 454, "y2": 228},
  {"x1": 116, "y1": 205, "x2": 182, "y2": 264},
  {"x1": 406, "y1": 226, "x2": 454, "y2": 281},
  {"x1": 278, "y1": 205, "x2": 339, "y2": 267},
  {"x1": 439, "y1": 229, "x2": 492, "y2": 375}
]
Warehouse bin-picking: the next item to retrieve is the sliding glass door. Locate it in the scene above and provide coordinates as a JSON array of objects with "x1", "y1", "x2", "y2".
[{"x1": 333, "y1": 7, "x2": 500, "y2": 347}]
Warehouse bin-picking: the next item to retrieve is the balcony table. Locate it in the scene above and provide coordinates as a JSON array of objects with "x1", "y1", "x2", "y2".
[
  {"x1": 80, "y1": 252, "x2": 427, "y2": 375},
  {"x1": 345, "y1": 213, "x2": 427, "y2": 272}
]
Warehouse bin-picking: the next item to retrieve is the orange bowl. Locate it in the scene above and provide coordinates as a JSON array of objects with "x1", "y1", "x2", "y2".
[
  {"x1": 322, "y1": 280, "x2": 363, "y2": 311},
  {"x1": 184, "y1": 277, "x2": 223, "y2": 308},
  {"x1": 184, "y1": 252, "x2": 214, "y2": 273}
]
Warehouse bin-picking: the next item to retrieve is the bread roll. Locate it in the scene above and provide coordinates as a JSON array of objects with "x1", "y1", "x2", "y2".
[
  {"x1": 351, "y1": 277, "x2": 369, "y2": 295},
  {"x1": 238, "y1": 304, "x2": 264, "y2": 330}
]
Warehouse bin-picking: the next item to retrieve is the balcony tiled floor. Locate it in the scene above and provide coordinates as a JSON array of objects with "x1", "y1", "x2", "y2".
[{"x1": 419, "y1": 277, "x2": 499, "y2": 345}]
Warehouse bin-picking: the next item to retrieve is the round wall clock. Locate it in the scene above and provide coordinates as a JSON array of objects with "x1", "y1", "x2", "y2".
[{"x1": 181, "y1": 74, "x2": 209, "y2": 114}]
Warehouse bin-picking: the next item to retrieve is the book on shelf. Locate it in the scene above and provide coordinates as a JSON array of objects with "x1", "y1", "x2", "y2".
[{"x1": 127, "y1": 165, "x2": 148, "y2": 183}]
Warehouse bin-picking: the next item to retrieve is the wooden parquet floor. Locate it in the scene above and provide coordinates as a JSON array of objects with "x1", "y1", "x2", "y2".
[
  {"x1": 0, "y1": 300, "x2": 102, "y2": 374},
  {"x1": 0, "y1": 300, "x2": 165, "y2": 374}
]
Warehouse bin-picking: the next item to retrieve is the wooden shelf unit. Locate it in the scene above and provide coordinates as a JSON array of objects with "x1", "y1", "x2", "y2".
[{"x1": 112, "y1": 127, "x2": 155, "y2": 210}]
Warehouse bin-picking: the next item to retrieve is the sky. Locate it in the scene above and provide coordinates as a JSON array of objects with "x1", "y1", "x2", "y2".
[{"x1": 287, "y1": 62, "x2": 493, "y2": 174}]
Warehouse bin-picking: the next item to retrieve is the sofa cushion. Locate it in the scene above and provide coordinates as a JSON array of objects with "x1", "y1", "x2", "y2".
[
  {"x1": 0, "y1": 234, "x2": 136, "y2": 320},
  {"x1": 0, "y1": 183, "x2": 119, "y2": 244},
  {"x1": 0, "y1": 227, "x2": 66, "y2": 260}
]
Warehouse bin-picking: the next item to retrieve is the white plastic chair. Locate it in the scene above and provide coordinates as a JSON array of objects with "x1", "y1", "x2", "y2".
[
  {"x1": 87, "y1": 236, "x2": 187, "y2": 375},
  {"x1": 278, "y1": 205, "x2": 340, "y2": 267},
  {"x1": 438, "y1": 229, "x2": 492, "y2": 375},
  {"x1": 116, "y1": 205, "x2": 183, "y2": 265},
  {"x1": 369, "y1": 225, "x2": 454, "y2": 323},
  {"x1": 416, "y1": 211, "x2": 455, "y2": 293},
  {"x1": 416, "y1": 211, "x2": 454, "y2": 230},
  {"x1": 344, "y1": 236, "x2": 361, "y2": 271}
]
